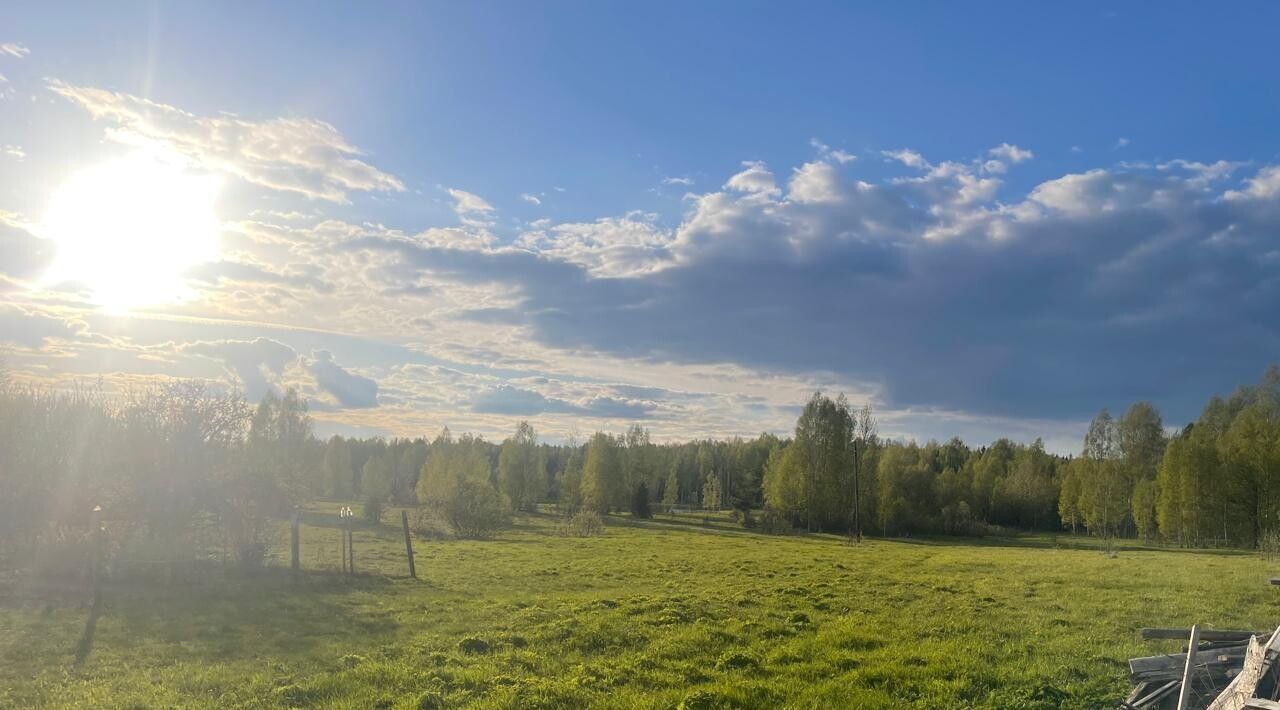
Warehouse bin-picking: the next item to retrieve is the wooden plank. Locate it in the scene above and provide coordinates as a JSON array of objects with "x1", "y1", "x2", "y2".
[
  {"x1": 1176, "y1": 625, "x2": 1201, "y2": 710},
  {"x1": 1268, "y1": 577, "x2": 1280, "y2": 586},
  {"x1": 1244, "y1": 699, "x2": 1280, "y2": 709},
  {"x1": 1130, "y1": 646, "x2": 1247, "y2": 683},
  {"x1": 1143, "y1": 628, "x2": 1266, "y2": 642},
  {"x1": 1132, "y1": 680, "x2": 1179, "y2": 708}
]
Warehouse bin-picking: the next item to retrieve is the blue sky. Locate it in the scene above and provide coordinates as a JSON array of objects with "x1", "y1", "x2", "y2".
[{"x1": 2, "y1": 3, "x2": 1279, "y2": 452}]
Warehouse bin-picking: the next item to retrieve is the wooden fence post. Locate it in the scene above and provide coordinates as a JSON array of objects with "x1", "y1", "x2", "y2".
[
  {"x1": 401, "y1": 510, "x2": 416, "y2": 579},
  {"x1": 347, "y1": 527, "x2": 355, "y2": 575}
]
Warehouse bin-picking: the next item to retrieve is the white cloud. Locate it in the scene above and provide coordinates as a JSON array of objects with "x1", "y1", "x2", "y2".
[
  {"x1": 662, "y1": 176, "x2": 694, "y2": 186},
  {"x1": 1, "y1": 144, "x2": 23, "y2": 159},
  {"x1": 0, "y1": 44, "x2": 30, "y2": 59},
  {"x1": 982, "y1": 159, "x2": 1007, "y2": 175},
  {"x1": 520, "y1": 192, "x2": 542, "y2": 205},
  {"x1": 788, "y1": 161, "x2": 842, "y2": 204},
  {"x1": 988, "y1": 143, "x2": 1033, "y2": 163},
  {"x1": 1225, "y1": 165, "x2": 1280, "y2": 202},
  {"x1": 882, "y1": 148, "x2": 929, "y2": 169},
  {"x1": 516, "y1": 213, "x2": 673, "y2": 277},
  {"x1": 810, "y1": 138, "x2": 855, "y2": 164},
  {"x1": 447, "y1": 188, "x2": 496, "y2": 224},
  {"x1": 724, "y1": 161, "x2": 780, "y2": 196},
  {"x1": 1115, "y1": 137, "x2": 1131, "y2": 149},
  {"x1": 48, "y1": 80, "x2": 404, "y2": 203}
]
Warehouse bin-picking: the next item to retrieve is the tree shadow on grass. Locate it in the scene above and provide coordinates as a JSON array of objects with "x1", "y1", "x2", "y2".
[{"x1": 14, "y1": 565, "x2": 403, "y2": 670}]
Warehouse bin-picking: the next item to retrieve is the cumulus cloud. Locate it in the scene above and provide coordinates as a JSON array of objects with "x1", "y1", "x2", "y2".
[
  {"x1": 48, "y1": 80, "x2": 404, "y2": 203},
  {"x1": 724, "y1": 161, "x2": 780, "y2": 196},
  {"x1": 988, "y1": 143, "x2": 1034, "y2": 163},
  {"x1": 471, "y1": 384, "x2": 654, "y2": 418},
  {"x1": 356, "y1": 152, "x2": 1280, "y2": 425},
  {"x1": 179, "y1": 337, "x2": 380, "y2": 408},
  {"x1": 308, "y1": 350, "x2": 378, "y2": 408},
  {"x1": 0, "y1": 303, "x2": 85, "y2": 347},
  {"x1": 882, "y1": 149, "x2": 929, "y2": 169},
  {"x1": 515, "y1": 213, "x2": 673, "y2": 277},
  {"x1": 181, "y1": 337, "x2": 298, "y2": 400},
  {"x1": 447, "y1": 188, "x2": 496, "y2": 228}
]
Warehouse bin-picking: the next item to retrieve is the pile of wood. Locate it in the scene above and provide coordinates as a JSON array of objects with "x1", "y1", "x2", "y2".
[{"x1": 1124, "y1": 626, "x2": 1280, "y2": 709}]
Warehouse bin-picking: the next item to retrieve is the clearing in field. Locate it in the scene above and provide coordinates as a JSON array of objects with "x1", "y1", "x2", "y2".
[{"x1": 2, "y1": 508, "x2": 1275, "y2": 709}]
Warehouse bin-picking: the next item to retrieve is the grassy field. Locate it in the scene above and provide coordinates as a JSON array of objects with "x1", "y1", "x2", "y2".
[{"x1": 2, "y1": 507, "x2": 1277, "y2": 709}]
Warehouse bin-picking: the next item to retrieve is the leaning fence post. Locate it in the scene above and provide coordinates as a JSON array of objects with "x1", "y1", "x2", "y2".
[{"x1": 401, "y1": 509, "x2": 416, "y2": 579}]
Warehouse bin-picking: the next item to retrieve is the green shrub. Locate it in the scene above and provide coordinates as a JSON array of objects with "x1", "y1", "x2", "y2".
[
  {"x1": 561, "y1": 510, "x2": 605, "y2": 537},
  {"x1": 759, "y1": 508, "x2": 793, "y2": 535},
  {"x1": 362, "y1": 496, "x2": 385, "y2": 524},
  {"x1": 629, "y1": 482, "x2": 653, "y2": 518},
  {"x1": 443, "y1": 480, "x2": 510, "y2": 539}
]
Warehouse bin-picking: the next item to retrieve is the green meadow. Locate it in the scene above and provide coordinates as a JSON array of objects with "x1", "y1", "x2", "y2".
[{"x1": 2, "y1": 508, "x2": 1275, "y2": 709}]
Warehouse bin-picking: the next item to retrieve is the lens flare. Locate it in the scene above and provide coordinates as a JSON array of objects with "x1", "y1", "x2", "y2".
[{"x1": 39, "y1": 152, "x2": 222, "y2": 311}]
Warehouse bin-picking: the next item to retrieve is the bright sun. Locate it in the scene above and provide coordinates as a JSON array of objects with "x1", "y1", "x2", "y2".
[{"x1": 40, "y1": 152, "x2": 222, "y2": 311}]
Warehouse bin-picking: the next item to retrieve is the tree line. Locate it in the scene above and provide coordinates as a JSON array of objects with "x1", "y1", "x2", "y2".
[{"x1": 3, "y1": 364, "x2": 1279, "y2": 572}]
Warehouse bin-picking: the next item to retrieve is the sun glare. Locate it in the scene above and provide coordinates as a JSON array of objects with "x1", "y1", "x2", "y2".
[{"x1": 39, "y1": 152, "x2": 222, "y2": 311}]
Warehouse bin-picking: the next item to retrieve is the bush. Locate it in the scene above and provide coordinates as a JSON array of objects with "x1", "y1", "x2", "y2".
[
  {"x1": 630, "y1": 482, "x2": 653, "y2": 519},
  {"x1": 458, "y1": 637, "x2": 490, "y2": 654},
  {"x1": 443, "y1": 480, "x2": 510, "y2": 539},
  {"x1": 362, "y1": 496, "x2": 385, "y2": 524},
  {"x1": 560, "y1": 510, "x2": 605, "y2": 537},
  {"x1": 759, "y1": 508, "x2": 794, "y2": 535},
  {"x1": 411, "y1": 508, "x2": 450, "y2": 539}
]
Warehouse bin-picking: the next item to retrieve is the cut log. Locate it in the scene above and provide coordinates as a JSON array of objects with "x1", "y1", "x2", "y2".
[{"x1": 1243, "y1": 700, "x2": 1280, "y2": 709}]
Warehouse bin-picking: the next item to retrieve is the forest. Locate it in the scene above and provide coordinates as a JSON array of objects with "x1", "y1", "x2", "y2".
[{"x1": 3, "y1": 364, "x2": 1280, "y2": 576}]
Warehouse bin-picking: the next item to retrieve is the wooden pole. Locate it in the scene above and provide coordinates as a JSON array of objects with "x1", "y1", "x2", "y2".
[
  {"x1": 1176, "y1": 624, "x2": 1201, "y2": 710},
  {"x1": 401, "y1": 510, "x2": 416, "y2": 579},
  {"x1": 340, "y1": 522, "x2": 347, "y2": 574},
  {"x1": 347, "y1": 527, "x2": 354, "y2": 575}
]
